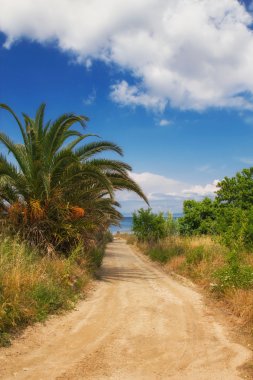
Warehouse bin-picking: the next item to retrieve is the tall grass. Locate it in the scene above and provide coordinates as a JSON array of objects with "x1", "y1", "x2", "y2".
[{"x1": 0, "y1": 235, "x2": 105, "y2": 346}]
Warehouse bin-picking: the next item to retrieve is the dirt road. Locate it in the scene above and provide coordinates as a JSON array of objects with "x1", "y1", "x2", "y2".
[{"x1": 0, "y1": 239, "x2": 251, "y2": 379}]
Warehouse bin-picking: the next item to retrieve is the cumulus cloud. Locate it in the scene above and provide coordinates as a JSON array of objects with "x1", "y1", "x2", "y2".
[
  {"x1": 116, "y1": 171, "x2": 218, "y2": 203},
  {"x1": 110, "y1": 81, "x2": 165, "y2": 110},
  {"x1": 129, "y1": 172, "x2": 186, "y2": 197},
  {"x1": 1, "y1": 0, "x2": 253, "y2": 110},
  {"x1": 159, "y1": 119, "x2": 171, "y2": 126},
  {"x1": 116, "y1": 171, "x2": 219, "y2": 213},
  {"x1": 182, "y1": 180, "x2": 219, "y2": 196}
]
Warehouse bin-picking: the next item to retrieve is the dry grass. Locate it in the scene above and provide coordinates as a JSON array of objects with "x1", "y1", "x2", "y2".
[
  {"x1": 168, "y1": 237, "x2": 226, "y2": 287},
  {"x1": 225, "y1": 289, "x2": 253, "y2": 331},
  {"x1": 167, "y1": 255, "x2": 185, "y2": 272},
  {"x1": 0, "y1": 236, "x2": 94, "y2": 346}
]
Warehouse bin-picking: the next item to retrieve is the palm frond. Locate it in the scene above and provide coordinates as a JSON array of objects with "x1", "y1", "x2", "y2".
[{"x1": 76, "y1": 141, "x2": 123, "y2": 160}]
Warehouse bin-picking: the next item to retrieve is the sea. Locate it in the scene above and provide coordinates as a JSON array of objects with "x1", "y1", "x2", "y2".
[
  {"x1": 110, "y1": 214, "x2": 183, "y2": 234},
  {"x1": 110, "y1": 217, "x2": 133, "y2": 234}
]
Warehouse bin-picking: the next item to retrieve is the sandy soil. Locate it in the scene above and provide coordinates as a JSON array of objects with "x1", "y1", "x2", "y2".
[{"x1": 0, "y1": 239, "x2": 251, "y2": 379}]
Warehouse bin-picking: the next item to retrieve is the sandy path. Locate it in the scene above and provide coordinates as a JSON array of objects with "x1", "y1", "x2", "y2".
[{"x1": 0, "y1": 239, "x2": 251, "y2": 379}]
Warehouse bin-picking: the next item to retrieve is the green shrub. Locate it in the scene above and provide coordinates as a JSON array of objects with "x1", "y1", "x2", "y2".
[
  {"x1": 213, "y1": 249, "x2": 253, "y2": 290},
  {"x1": 132, "y1": 209, "x2": 177, "y2": 242},
  {"x1": 166, "y1": 213, "x2": 179, "y2": 236},
  {"x1": 178, "y1": 198, "x2": 216, "y2": 236},
  {"x1": 89, "y1": 247, "x2": 104, "y2": 269},
  {"x1": 216, "y1": 206, "x2": 253, "y2": 250},
  {"x1": 30, "y1": 282, "x2": 65, "y2": 321},
  {"x1": 213, "y1": 265, "x2": 253, "y2": 290},
  {"x1": 0, "y1": 332, "x2": 11, "y2": 347},
  {"x1": 186, "y1": 246, "x2": 205, "y2": 265},
  {"x1": 148, "y1": 247, "x2": 171, "y2": 263},
  {"x1": 103, "y1": 230, "x2": 113, "y2": 243},
  {"x1": 146, "y1": 240, "x2": 185, "y2": 263}
]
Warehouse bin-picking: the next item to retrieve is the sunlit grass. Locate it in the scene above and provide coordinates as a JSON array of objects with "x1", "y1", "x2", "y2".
[
  {"x1": 127, "y1": 233, "x2": 253, "y2": 333},
  {"x1": 0, "y1": 235, "x2": 102, "y2": 346}
]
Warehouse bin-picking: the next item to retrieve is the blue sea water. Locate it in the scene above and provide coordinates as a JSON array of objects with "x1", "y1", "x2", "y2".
[
  {"x1": 110, "y1": 216, "x2": 133, "y2": 234},
  {"x1": 110, "y1": 214, "x2": 183, "y2": 234}
]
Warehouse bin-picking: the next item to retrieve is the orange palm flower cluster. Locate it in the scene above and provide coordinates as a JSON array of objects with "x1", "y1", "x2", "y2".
[{"x1": 69, "y1": 206, "x2": 85, "y2": 220}]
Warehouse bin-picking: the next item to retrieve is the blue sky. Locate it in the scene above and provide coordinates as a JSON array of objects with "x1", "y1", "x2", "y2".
[{"x1": 1, "y1": 0, "x2": 253, "y2": 215}]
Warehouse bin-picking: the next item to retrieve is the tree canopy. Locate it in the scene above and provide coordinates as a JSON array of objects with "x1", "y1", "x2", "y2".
[
  {"x1": 0, "y1": 103, "x2": 148, "y2": 253},
  {"x1": 178, "y1": 167, "x2": 253, "y2": 248}
]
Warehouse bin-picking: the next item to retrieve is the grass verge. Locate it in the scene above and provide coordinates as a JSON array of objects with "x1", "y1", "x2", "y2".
[
  {"x1": 0, "y1": 235, "x2": 107, "y2": 347},
  {"x1": 125, "y1": 234, "x2": 253, "y2": 335}
]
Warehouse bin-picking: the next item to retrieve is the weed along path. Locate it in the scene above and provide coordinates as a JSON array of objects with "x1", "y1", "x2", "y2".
[{"x1": 0, "y1": 239, "x2": 251, "y2": 379}]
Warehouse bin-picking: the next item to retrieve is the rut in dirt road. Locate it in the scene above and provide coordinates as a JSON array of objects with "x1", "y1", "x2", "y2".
[{"x1": 0, "y1": 239, "x2": 251, "y2": 379}]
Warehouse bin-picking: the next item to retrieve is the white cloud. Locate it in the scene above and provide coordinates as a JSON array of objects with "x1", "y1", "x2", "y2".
[
  {"x1": 116, "y1": 171, "x2": 219, "y2": 213},
  {"x1": 159, "y1": 119, "x2": 171, "y2": 126},
  {"x1": 129, "y1": 171, "x2": 186, "y2": 197},
  {"x1": 117, "y1": 171, "x2": 218, "y2": 202},
  {"x1": 1, "y1": 0, "x2": 253, "y2": 110},
  {"x1": 182, "y1": 180, "x2": 219, "y2": 196},
  {"x1": 110, "y1": 81, "x2": 165, "y2": 110}
]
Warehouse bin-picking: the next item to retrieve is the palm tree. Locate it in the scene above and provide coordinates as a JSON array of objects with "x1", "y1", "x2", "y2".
[{"x1": 0, "y1": 103, "x2": 148, "y2": 252}]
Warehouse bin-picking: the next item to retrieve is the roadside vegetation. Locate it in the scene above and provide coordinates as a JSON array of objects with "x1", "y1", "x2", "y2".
[
  {"x1": 130, "y1": 169, "x2": 253, "y2": 334},
  {"x1": 0, "y1": 103, "x2": 147, "y2": 345}
]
